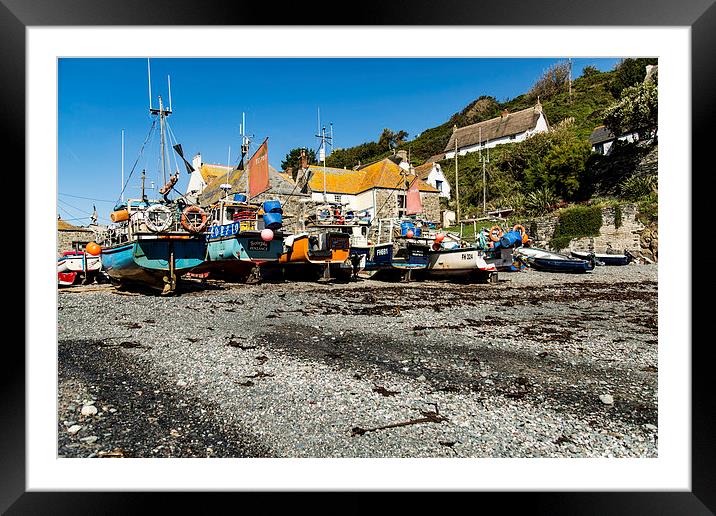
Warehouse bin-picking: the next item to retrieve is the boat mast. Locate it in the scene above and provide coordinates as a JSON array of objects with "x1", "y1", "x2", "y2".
[
  {"x1": 121, "y1": 129, "x2": 125, "y2": 202},
  {"x1": 158, "y1": 95, "x2": 167, "y2": 186}
]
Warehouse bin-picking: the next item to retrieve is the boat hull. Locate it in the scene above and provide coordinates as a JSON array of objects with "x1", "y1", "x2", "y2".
[
  {"x1": 515, "y1": 247, "x2": 595, "y2": 273},
  {"x1": 530, "y1": 258, "x2": 595, "y2": 273},
  {"x1": 100, "y1": 238, "x2": 206, "y2": 290},
  {"x1": 196, "y1": 227, "x2": 285, "y2": 280},
  {"x1": 418, "y1": 247, "x2": 497, "y2": 282},
  {"x1": 57, "y1": 253, "x2": 102, "y2": 273},
  {"x1": 279, "y1": 232, "x2": 351, "y2": 265},
  {"x1": 571, "y1": 250, "x2": 632, "y2": 266}
]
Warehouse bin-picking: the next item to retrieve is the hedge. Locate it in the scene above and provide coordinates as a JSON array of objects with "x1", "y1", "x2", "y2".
[{"x1": 549, "y1": 205, "x2": 603, "y2": 250}]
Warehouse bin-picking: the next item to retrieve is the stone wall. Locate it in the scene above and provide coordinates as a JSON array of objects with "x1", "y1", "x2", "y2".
[
  {"x1": 57, "y1": 229, "x2": 95, "y2": 256},
  {"x1": 525, "y1": 203, "x2": 657, "y2": 261}
]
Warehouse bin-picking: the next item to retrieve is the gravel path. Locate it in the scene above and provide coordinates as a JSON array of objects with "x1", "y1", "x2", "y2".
[{"x1": 57, "y1": 264, "x2": 658, "y2": 458}]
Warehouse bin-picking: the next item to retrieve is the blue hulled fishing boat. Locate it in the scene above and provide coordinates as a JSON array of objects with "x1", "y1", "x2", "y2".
[
  {"x1": 194, "y1": 195, "x2": 285, "y2": 282},
  {"x1": 99, "y1": 74, "x2": 208, "y2": 293}
]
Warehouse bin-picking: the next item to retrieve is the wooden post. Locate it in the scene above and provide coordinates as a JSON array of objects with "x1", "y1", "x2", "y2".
[{"x1": 454, "y1": 137, "x2": 460, "y2": 226}]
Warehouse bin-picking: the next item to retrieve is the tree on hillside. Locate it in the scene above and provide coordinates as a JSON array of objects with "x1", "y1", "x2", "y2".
[
  {"x1": 523, "y1": 133, "x2": 591, "y2": 200},
  {"x1": 378, "y1": 128, "x2": 409, "y2": 151},
  {"x1": 608, "y1": 58, "x2": 657, "y2": 98},
  {"x1": 527, "y1": 60, "x2": 571, "y2": 101},
  {"x1": 281, "y1": 147, "x2": 316, "y2": 177},
  {"x1": 602, "y1": 73, "x2": 658, "y2": 137},
  {"x1": 581, "y1": 65, "x2": 600, "y2": 78}
]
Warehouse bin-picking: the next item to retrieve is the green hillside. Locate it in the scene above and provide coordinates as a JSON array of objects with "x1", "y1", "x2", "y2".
[
  {"x1": 327, "y1": 66, "x2": 619, "y2": 168},
  {"x1": 321, "y1": 59, "x2": 658, "y2": 221}
]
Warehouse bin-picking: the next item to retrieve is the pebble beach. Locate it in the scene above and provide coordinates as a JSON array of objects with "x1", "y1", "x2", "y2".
[{"x1": 57, "y1": 264, "x2": 658, "y2": 458}]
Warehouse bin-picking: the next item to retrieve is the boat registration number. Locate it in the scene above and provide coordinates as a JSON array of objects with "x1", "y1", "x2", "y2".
[
  {"x1": 248, "y1": 240, "x2": 269, "y2": 251},
  {"x1": 376, "y1": 247, "x2": 389, "y2": 256},
  {"x1": 461, "y1": 253, "x2": 474, "y2": 260}
]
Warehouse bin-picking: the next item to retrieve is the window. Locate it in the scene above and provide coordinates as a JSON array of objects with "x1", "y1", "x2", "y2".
[
  {"x1": 397, "y1": 193, "x2": 406, "y2": 217},
  {"x1": 333, "y1": 194, "x2": 342, "y2": 203},
  {"x1": 435, "y1": 180, "x2": 443, "y2": 192}
]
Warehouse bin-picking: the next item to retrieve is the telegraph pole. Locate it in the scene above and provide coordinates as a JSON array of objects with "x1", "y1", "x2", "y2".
[{"x1": 454, "y1": 137, "x2": 460, "y2": 225}]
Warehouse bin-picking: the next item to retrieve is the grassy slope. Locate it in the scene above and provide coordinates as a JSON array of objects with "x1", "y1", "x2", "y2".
[{"x1": 331, "y1": 69, "x2": 618, "y2": 168}]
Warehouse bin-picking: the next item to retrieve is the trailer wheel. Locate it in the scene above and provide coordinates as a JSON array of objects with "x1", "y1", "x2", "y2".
[{"x1": 489, "y1": 272, "x2": 499, "y2": 284}]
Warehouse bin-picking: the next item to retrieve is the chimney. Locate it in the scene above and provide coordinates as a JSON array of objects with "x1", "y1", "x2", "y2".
[
  {"x1": 453, "y1": 124, "x2": 458, "y2": 133},
  {"x1": 396, "y1": 149, "x2": 408, "y2": 162},
  {"x1": 501, "y1": 109, "x2": 509, "y2": 118},
  {"x1": 287, "y1": 166, "x2": 294, "y2": 180},
  {"x1": 192, "y1": 153, "x2": 202, "y2": 172},
  {"x1": 534, "y1": 98, "x2": 543, "y2": 114},
  {"x1": 299, "y1": 148, "x2": 308, "y2": 170}
]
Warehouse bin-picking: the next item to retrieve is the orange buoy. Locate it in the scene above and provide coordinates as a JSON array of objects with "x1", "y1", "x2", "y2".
[
  {"x1": 522, "y1": 232, "x2": 529, "y2": 244},
  {"x1": 85, "y1": 242, "x2": 101, "y2": 255},
  {"x1": 435, "y1": 233, "x2": 445, "y2": 243},
  {"x1": 513, "y1": 224, "x2": 526, "y2": 236},
  {"x1": 489, "y1": 226, "x2": 503, "y2": 242},
  {"x1": 110, "y1": 209, "x2": 129, "y2": 222}
]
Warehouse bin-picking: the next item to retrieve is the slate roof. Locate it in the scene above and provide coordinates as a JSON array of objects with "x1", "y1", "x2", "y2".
[{"x1": 589, "y1": 125, "x2": 616, "y2": 145}]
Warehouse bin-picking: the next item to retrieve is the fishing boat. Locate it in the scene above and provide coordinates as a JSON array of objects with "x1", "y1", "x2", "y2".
[
  {"x1": 57, "y1": 246, "x2": 102, "y2": 286},
  {"x1": 194, "y1": 195, "x2": 285, "y2": 282},
  {"x1": 99, "y1": 72, "x2": 207, "y2": 294},
  {"x1": 417, "y1": 245, "x2": 498, "y2": 283},
  {"x1": 100, "y1": 197, "x2": 208, "y2": 293},
  {"x1": 571, "y1": 249, "x2": 634, "y2": 266},
  {"x1": 350, "y1": 238, "x2": 430, "y2": 280},
  {"x1": 514, "y1": 247, "x2": 595, "y2": 273}
]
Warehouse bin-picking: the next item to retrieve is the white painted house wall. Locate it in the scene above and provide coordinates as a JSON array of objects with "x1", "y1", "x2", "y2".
[
  {"x1": 445, "y1": 112, "x2": 549, "y2": 159},
  {"x1": 592, "y1": 131, "x2": 641, "y2": 155},
  {"x1": 423, "y1": 163, "x2": 451, "y2": 199}
]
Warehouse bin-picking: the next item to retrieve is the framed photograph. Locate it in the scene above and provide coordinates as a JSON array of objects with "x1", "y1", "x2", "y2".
[{"x1": 7, "y1": 0, "x2": 712, "y2": 512}]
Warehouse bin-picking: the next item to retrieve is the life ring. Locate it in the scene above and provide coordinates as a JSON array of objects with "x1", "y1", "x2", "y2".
[
  {"x1": 489, "y1": 226, "x2": 503, "y2": 242},
  {"x1": 181, "y1": 205, "x2": 208, "y2": 233},
  {"x1": 145, "y1": 204, "x2": 174, "y2": 233},
  {"x1": 513, "y1": 224, "x2": 526, "y2": 236}
]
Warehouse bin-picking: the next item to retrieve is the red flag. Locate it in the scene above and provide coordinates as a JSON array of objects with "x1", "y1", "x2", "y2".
[
  {"x1": 248, "y1": 139, "x2": 270, "y2": 198},
  {"x1": 405, "y1": 178, "x2": 422, "y2": 215}
]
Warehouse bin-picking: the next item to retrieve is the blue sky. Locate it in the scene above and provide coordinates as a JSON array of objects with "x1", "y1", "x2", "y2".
[{"x1": 58, "y1": 57, "x2": 621, "y2": 224}]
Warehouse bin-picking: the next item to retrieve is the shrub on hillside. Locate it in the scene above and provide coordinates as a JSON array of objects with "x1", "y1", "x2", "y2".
[
  {"x1": 549, "y1": 205, "x2": 603, "y2": 250},
  {"x1": 620, "y1": 174, "x2": 657, "y2": 201}
]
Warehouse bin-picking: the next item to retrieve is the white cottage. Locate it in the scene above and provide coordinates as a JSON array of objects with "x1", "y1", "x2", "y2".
[
  {"x1": 444, "y1": 101, "x2": 549, "y2": 159},
  {"x1": 413, "y1": 161, "x2": 451, "y2": 199}
]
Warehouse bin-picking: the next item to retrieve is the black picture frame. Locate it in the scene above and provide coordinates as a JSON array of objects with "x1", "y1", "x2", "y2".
[{"x1": 7, "y1": 0, "x2": 712, "y2": 513}]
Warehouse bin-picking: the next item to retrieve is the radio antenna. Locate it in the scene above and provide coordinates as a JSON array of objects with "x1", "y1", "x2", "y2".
[
  {"x1": 147, "y1": 58, "x2": 153, "y2": 111},
  {"x1": 168, "y1": 75, "x2": 173, "y2": 113}
]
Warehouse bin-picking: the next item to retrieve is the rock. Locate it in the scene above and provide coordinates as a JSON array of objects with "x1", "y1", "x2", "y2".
[
  {"x1": 417, "y1": 375, "x2": 426, "y2": 382},
  {"x1": 176, "y1": 379, "x2": 187, "y2": 387},
  {"x1": 480, "y1": 371, "x2": 489, "y2": 378},
  {"x1": 67, "y1": 425, "x2": 82, "y2": 434},
  {"x1": 599, "y1": 394, "x2": 614, "y2": 405},
  {"x1": 79, "y1": 435, "x2": 98, "y2": 443},
  {"x1": 644, "y1": 424, "x2": 657, "y2": 432},
  {"x1": 80, "y1": 405, "x2": 98, "y2": 417}
]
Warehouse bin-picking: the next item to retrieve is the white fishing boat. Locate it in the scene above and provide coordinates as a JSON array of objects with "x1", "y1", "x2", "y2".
[
  {"x1": 57, "y1": 247, "x2": 102, "y2": 286},
  {"x1": 417, "y1": 246, "x2": 498, "y2": 283}
]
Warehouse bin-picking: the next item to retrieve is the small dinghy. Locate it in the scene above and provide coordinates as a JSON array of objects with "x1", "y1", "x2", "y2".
[
  {"x1": 570, "y1": 249, "x2": 634, "y2": 266},
  {"x1": 514, "y1": 247, "x2": 595, "y2": 273}
]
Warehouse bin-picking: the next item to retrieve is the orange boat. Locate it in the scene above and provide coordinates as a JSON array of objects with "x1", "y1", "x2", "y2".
[
  {"x1": 279, "y1": 231, "x2": 351, "y2": 265},
  {"x1": 277, "y1": 202, "x2": 371, "y2": 280}
]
